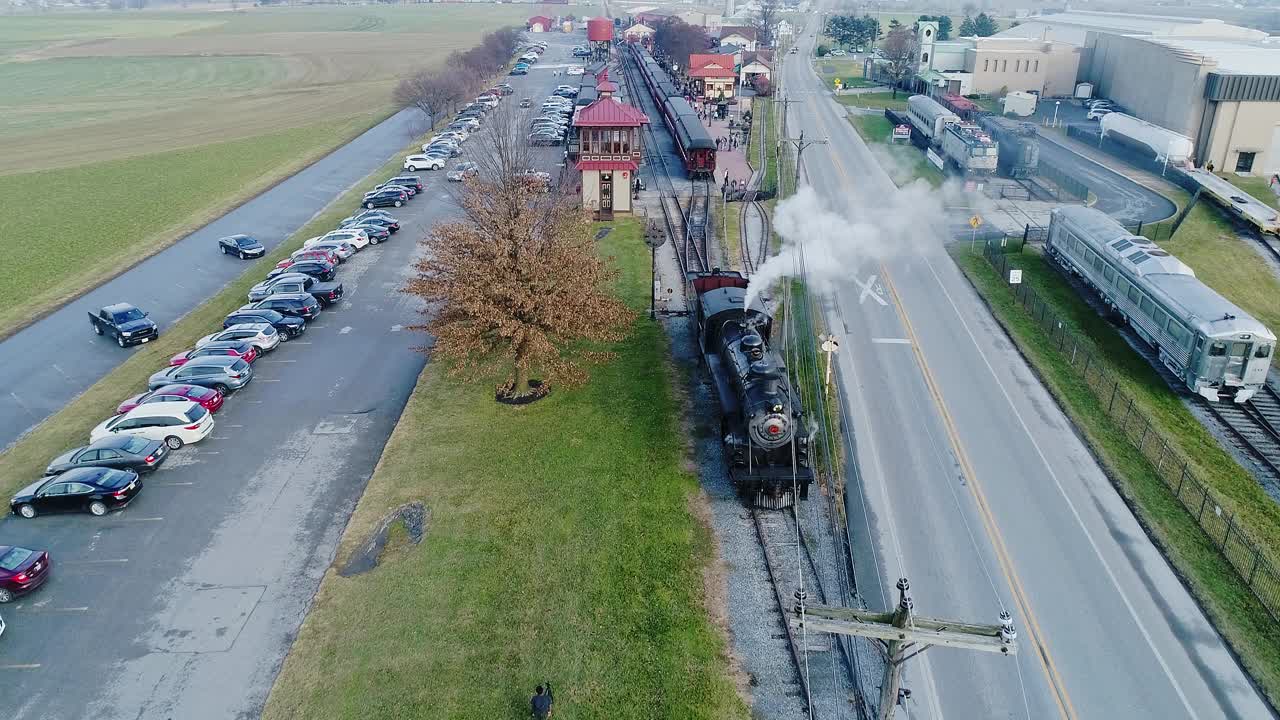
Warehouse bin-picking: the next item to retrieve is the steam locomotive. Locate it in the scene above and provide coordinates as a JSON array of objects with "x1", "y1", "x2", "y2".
[{"x1": 689, "y1": 270, "x2": 814, "y2": 508}]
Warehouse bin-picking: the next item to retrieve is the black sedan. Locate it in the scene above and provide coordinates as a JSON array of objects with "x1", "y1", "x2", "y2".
[
  {"x1": 342, "y1": 210, "x2": 399, "y2": 232},
  {"x1": 46, "y1": 435, "x2": 168, "y2": 475},
  {"x1": 380, "y1": 175, "x2": 424, "y2": 194},
  {"x1": 10, "y1": 467, "x2": 142, "y2": 519},
  {"x1": 0, "y1": 545, "x2": 51, "y2": 603},
  {"x1": 223, "y1": 308, "x2": 306, "y2": 339},
  {"x1": 266, "y1": 260, "x2": 335, "y2": 282},
  {"x1": 363, "y1": 188, "x2": 406, "y2": 209},
  {"x1": 347, "y1": 222, "x2": 391, "y2": 243},
  {"x1": 217, "y1": 234, "x2": 266, "y2": 259}
]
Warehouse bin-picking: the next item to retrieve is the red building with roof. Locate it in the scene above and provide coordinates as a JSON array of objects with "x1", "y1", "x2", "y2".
[
  {"x1": 573, "y1": 89, "x2": 649, "y2": 218},
  {"x1": 527, "y1": 16, "x2": 553, "y2": 33},
  {"x1": 688, "y1": 54, "x2": 737, "y2": 102}
]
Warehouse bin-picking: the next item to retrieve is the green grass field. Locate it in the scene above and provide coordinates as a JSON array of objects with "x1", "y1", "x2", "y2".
[
  {"x1": 262, "y1": 220, "x2": 747, "y2": 720},
  {"x1": 834, "y1": 91, "x2": 910, "y2": 111},
  {"x1": 847, "y1": 115, "x2": 944, "y2": 187},
  {"x1": 0, "y1": 5, "x2": 535, "y2": 338},
  {"x1": 952, "y1": 245, "x2": 1280, "y2": 707}
]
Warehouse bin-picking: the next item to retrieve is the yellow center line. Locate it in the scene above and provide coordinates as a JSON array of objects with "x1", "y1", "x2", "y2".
[{"x1": 798, "y1": 83, "x2": 1078, "y2": 719}]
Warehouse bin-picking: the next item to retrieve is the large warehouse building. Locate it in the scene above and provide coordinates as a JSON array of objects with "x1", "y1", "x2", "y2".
[{"x1": 996, "y1": 11, "x2": 1280, "y2": 175}]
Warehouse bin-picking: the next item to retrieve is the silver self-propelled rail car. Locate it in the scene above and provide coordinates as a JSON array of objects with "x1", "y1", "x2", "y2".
[{"x1": 1047, "y1": 206, "x2": 1274, "y2": 402}]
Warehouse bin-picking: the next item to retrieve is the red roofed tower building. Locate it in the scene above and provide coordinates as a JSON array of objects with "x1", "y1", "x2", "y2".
[{"x1": 573, "y1": 94, "x2": 649, "y2": 218}]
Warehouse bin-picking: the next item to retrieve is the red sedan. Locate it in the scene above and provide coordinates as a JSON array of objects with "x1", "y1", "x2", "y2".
[
  {"x1": 276, "y1": 249, "x2": 338, "y2": 269},
  {"x1": 0, "y1": 545, "x2": 51, "y2": 603},
  {"x1": 116, "y1": 384, "x2": 225, "y2": 415},
  {"x1": 169, "y1": 341, "x2": 258, "y2": 367}
]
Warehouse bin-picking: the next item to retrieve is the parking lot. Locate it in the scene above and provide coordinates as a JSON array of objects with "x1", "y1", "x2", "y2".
[{"x1": 0, "y1": 32, "x2": 578, "y2": 720}]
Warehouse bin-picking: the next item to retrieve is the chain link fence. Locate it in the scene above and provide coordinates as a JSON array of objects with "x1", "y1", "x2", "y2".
[{"x1": 981, "y1": 241, "x2": 1280, "y2": 623}]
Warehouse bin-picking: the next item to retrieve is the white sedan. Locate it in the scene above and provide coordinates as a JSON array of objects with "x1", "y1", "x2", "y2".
[
  {"x1": 566, "y1": 66, "x2": 584, "y2": 76},
  {"x1": 404, "y1": 154, "x2": 446, "y2": 171}
]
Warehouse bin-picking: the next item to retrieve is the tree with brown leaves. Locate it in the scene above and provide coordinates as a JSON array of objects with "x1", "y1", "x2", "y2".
[
  {"x1": 880, "y1": 26, "x2": 920, "y2": 99},
  {"x1": 405, "y1": 107, "x2": 633, "y2": 400}
]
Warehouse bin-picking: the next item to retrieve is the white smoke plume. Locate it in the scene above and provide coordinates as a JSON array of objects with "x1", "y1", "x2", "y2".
[{"x1": 744, "y1": 179, "x2": 989, "y2": 308}]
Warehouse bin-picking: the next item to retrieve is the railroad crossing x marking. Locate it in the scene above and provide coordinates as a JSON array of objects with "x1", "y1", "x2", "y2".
[{"x1": 856, "y1": 274, "x2": 888, "y2": 307}]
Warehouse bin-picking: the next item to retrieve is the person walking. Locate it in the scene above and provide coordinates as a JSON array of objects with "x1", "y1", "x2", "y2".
[{"x1": 531, "y1": 682, "x2": 554, "y2": 719}]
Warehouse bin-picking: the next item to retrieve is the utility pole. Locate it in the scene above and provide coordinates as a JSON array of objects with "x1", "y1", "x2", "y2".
[
  {"x1": 819, "y1": 333, "x2": 839, "y2": 394},
  {"x1": 783, "y1": 131, "x2": 829, "y2": 192},
  {"x1": 794, "y1": 577, "x2": 1018, "y2": 720}
]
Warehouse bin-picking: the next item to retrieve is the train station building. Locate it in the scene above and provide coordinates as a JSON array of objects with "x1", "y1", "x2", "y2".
[{"x1": 688, "y1": 54, "x2": 737, "y2": 103}]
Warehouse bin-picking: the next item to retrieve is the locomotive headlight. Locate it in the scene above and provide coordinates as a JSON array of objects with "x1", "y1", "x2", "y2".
[{"x1": 772, "y1": 404, "x2": 783, "y2": 412}]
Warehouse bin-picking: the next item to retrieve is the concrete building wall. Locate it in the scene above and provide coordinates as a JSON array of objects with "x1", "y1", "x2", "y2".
[
  {"x1": 1085, "y1": 33, "x2": 1210, "y2": 141},
  {"x1": 963, "y1": 42, "x2": 1079, "y2": 97},
  {"x1": 1205, "y1": 101, "x2": 1280, "y2": 175}
]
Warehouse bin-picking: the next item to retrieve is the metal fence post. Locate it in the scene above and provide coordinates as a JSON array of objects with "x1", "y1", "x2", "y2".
[
  {"x1": 1249, "y1": 551, "x2": 1261, "y2": 584},
  {"x1": 1223, "y1": 515, "x2": 1234, "y2": 547},
  {"x1": 1176, "y1": 462, "x2": 1189, "y2": 496},
  {"x1": 1108, "y1": 381, "x2": 1119, "y2": 413},
  {"x1": 1198, "y1": 493, "x2": 1210, "y2": 522}
]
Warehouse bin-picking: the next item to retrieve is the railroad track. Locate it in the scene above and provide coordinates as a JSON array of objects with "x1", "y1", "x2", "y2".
[
  {"x1": 753, "y1": 505, "x2": 861, "y2": 719},
  {"x1": 617, "y1": 45, "x2": 705, "y2": 274},
  {"x1": 687, "y1": 177, "x2": 712, "y2": 270},
  {"x1": 1202, "y1": 383, "x2": 1280, "y2": 500}
]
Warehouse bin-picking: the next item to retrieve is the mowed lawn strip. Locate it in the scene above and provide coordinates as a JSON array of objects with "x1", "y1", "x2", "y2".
[
  {"x1": 848, "y1": 114, "x2": 944, "y2": 187},
  {"x1": 952, "y1": 246, "x2": 1280, "y2": 706},
  {"x1": 0, "y1": 112, "x2": 381, "y2": 338},
  {"x1": 0, "y1": 141, "x2": 422, "y2": 499},
  {"x1": 263, "y1": 221, "x2": 747, "y2": 720}
]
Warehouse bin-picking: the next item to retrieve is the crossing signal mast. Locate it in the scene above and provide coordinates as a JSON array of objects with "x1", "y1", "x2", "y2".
[{"x1": 793, "y1": 577, "x2": 1018, "y2": 720}]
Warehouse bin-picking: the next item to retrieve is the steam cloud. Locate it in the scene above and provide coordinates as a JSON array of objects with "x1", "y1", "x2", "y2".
[{"x1": 745, "y1": 178, "x2": 989, "y2": 308}]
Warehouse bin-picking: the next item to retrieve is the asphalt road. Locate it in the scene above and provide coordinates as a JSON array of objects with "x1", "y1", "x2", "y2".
[
  {"x1": 0, "y1": 35, "x2": 577, "y2": 720},
  {"x1": 0, "y1": 104, "x2": 430, "y2": 452},
  {"x1": 783, "y1": 19, "x2": 1273, "y2": 720},
  {"x1": 1036, "y1": 133, "x2": 1177, "y2": 224}
]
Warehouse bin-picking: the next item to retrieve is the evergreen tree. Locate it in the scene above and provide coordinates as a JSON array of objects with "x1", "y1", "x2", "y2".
[{"x1": 973, "y1": 13, "x2": 999, "y2": 37}]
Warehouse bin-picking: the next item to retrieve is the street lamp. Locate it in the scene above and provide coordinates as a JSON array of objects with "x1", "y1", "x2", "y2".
[{"x1": 1052, "y1": 100, "x2": 1060, "y2": 128}]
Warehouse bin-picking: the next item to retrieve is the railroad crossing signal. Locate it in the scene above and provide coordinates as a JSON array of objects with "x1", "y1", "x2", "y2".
[
  {"x1": 820, "y1": 334, "x2": 840, "y2": 393},
  {"x1": 794, "y1": 578, "x2": 1017, "y2": 720}
]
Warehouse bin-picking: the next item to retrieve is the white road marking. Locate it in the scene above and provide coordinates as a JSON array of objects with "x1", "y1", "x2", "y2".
[
  {"x1": 855, "y1": 274, "x2": 888, "y2": 306},
  {"x1": 870, "y1": 338, "x2": 912, "y2": 345},
  {"x1": 18, "y1": 607, "x2": 88, "y2": 614},
  {"x1": 0, "y1": 664, "x2": 41, "y2": 670},
  {"x1": 115, "y1": 517, "x2": 164, "y2": 522},
  {"x1": 391, "y1": 324, "x2": 403, "y2": 332},
  {"x1": 290, "y1": 341, "x2": 313, "y2": 345},
  {"x1": 50, "y1": 364, "x2": 71, "y2": 380},
  {"x1": 262, "y1": 359, "x2": 296, "y2": 363},
  {"x1": 339, "y1": 326, "x2": 353, "y2": 334},
  {"x1": 60, "y1": 558, "x2": 128, "y2": 565},
  {"x1": 257, "y1": 379, "x2": 282, "y2": 383},
  {"x1": 229, "y1": 424, "x2": 244, "y2": 428},
  {"x1": 153, "y1": 482, "x2": 194, "y2": 487},
  {"x1": 211, "y1": 436, "x2": 232, "y2": 441}
]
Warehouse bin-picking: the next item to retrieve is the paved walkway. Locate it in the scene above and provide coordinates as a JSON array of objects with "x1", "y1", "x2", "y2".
[
  {"x1": 1043, "y1": 126, "x2": 1188, "y2": 199},
  {"x1": 693, "y1": 103, "x2": 752, "y2": 191}
]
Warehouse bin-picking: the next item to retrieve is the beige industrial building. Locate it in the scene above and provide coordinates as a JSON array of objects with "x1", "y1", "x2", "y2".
[
  {"x1": 913, "y1": 22, "x2": 1082, "y2": 99},
  {"x1": 1084, "y1": 34, "x2": 1280, "y2": 175}
]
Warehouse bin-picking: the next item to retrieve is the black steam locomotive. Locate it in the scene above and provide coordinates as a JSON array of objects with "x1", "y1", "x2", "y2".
[{"x1": 689, "y1": 270, "x2": 814, "y2": 508}]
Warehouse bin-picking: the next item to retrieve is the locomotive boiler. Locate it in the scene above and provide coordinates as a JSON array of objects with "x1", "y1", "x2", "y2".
[{"x1": 689, "y1": 270, "x2": 814, "y2": 508}]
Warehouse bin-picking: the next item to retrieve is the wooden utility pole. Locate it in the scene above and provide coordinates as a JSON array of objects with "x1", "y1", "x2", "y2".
[
  {"x1": 783, "y1": 131, "x2": 829, "y2": 191},
  {"x1": 793, "y1": 577, "x2": 1018, "y2": 720}
]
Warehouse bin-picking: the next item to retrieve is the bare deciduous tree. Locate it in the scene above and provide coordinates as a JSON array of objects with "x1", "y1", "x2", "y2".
[
  {"x1": 753, "y1": 0, "x2": 780, "y2": 48},
  {"x1": 880, "y1": 26, "x2": 919, "y2": 99},
  {"x1": 394, "y1": 69, "x2": 462, "y2": 130},
  {"x1": 406, "y1": 105, "x2": 631, "y2": 399},
  {"x1": 654, "y1": 18, "x2": 709, "y2": 73}
]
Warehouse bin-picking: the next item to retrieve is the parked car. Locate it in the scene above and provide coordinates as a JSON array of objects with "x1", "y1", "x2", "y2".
[
  {"x1": 88, "y1": 303, "x2": 158, "y2": 348},
  {"x1": 494, "y1": 83, "x2": 514, "y2": 95},
  {"x1": 46, "y1": 435, "x2": 169, "y2": 475},
  {"x1": 11, "y1": 467, "x2": 142, "y2": 519},
  {"x1": 300, "y1": 240, "x2": 356, "y2": 263},
  {"x1": 529, "y1": 132, "x2": 563, "y2": 146},
  {"x1": 197, "y1": 324, "x2": 280, "y2": 352},
  {"x1": 91, "y1": 400, "x2": 214, "y2": 448},
  {"x1": 169, "y1": 341, "x2": 258, "y2": 367},
  {"x1": 510, "y1": 66, "x2": 528, "y2": 76},
  {"x1": 223, "y1": 308, "x2": 306, "y2": 339},
  {"x1": 280, "y1": 248, "x2": 340, "y2": 268},
  {"x1": 362, "y1": 188, "x2": 407, "y2": 209},
  {"x1": 346, "y1": 223, "x2": 391, "y2": 245},
  {"x1": 147, "y1": 356, "x2": 254, "y2": 395},
  {"x1": 0, "y1": 546, "x2": 51, "y2": 602},
  {"x1": 240, "y1": 293, "x2": 322, "y2": 321},
  {"x1": 342, "y1": 210, "x2": 399, "y2": 232},
  {"x1": 474, "y1": 95, "x2": 499, "y2": 108},
  {"x1": 403, "y1": 153, "x2": 445, "y2": 172},
  {"x1": 266, "y1": 260, "x2": 336, "y2": 282},
  {"x1": 426, "y1": 141, "x2": 463, "y2": 157},
  {"x1": 313, "y1": 228, "x2": 371, "y2": 250},
  {"x1": 447, "y1": 162, "x2": 479, "y2": 182},
  {"x1": 116, "y1": 384, "x2": 224, "y2": 416},
  {"x1": 566, "y1": 66, "x2": 584, "y2": 76},
  {"x1": 217, "y1": 234, "x2": 266, "y2": 259},
  {"x1": 1086, "y1": 108, "x2": 1114, "y2": 121}
]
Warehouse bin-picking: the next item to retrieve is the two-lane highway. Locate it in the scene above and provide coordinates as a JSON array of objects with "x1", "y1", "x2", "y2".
[
  {"x1": 782, "y1": 16, "x2": 1273, "y2": 720},
  {"x1": 0, "y1": 35, "x2": 578, "y2": 719}
]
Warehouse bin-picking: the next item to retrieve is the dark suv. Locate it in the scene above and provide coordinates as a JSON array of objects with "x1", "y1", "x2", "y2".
[
  {"x1": 217, "y1": 234, "x2": 265, "y2": 259},
  {"x1": 266, "y1": 260, "x2": 335, "y2": 282},
  {"x1": 381, "y1": 175, "x2": 423, "y2": 194},
  {"x1": 223, "y1": 309, "x2": 305, "y2": 339},
  {"x1": 363, "y1": 188, "x2": 406, "y2": 209},
  {"x1": 241, "y1": 294, "x2": 322, "y2": 320}
]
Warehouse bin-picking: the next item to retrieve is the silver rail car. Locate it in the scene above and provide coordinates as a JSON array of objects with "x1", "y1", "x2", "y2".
[
  {"x1": 906, "y1": 94, "x2": 959, "y2": 141},
  {"x1": 1047, "y1": 206, "x2": 1274, "y2": 402}
]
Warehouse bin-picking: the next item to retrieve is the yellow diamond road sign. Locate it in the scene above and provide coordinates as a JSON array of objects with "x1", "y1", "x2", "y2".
[{"x1": 969, "y1": 215, "x2": 983, "y2": 229}]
